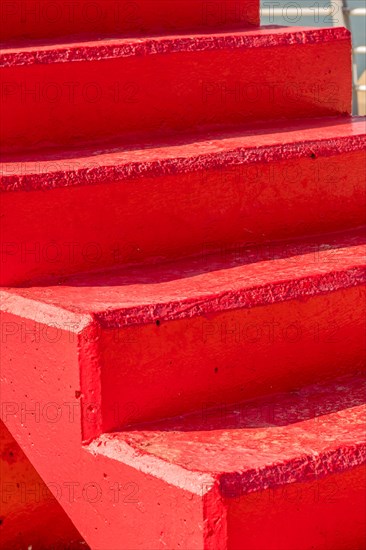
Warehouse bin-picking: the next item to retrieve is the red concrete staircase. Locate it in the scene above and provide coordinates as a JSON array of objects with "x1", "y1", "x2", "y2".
[{"x1": 1, "y1": 1, "x2": 365, "y2": 549}]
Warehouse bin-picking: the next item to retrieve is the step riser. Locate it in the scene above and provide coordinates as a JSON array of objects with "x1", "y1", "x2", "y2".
[
  {"x1": 1, "y1": 35, "x2": 351, "y2": 152},
  {"x1": 97, "y1": 285, "x2": 365, "y2": 430},
  {"x1": 1, "y1": 0, "x2": 259, "y2": 40},
  {"x1": 226, "y1": 465, "x2": 366, "y2": 550},
  {"x1": 2, "y1": 149, "x2": 364, "y2": 286}
]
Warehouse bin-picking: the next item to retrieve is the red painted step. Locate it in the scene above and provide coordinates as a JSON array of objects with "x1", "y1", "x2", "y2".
[
  {"x1": 0, "y1": 26, "x2": 351, "y2": 153},
  {"x1": 90, "y1": 375, "x2": 366, "y2": 550},
  {"x1": 1, "y1": 231, "x2": 365, "y2": 439},
  {"x1": 1, "y1": 117, "x2": 364, "y2": 287},
  {"x1": 1, "y1": 368, "x2": 365, "y2": 549},
  {"x1": 0, "y1": 0, "x2": 259, "y2": 41}
]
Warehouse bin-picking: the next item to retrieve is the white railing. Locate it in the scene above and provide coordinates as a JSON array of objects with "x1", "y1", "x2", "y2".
[
  {"x1": 344, "y1": 7, "x2": 366, "y2": 16},
  {"x1": 260, "y1": 5, "x2": 366, "y2": 19}
]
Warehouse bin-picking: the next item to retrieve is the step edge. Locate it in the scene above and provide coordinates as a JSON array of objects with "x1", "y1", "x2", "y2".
[
  {"x1": 1, "y1": 124, "x2": 365, "y2": 193},
  {"x1": 0, "y1": 289, "x2": 92, "y2": 332},
  {"x1": 2, "y1": 244, "x2": 365, "y2": 328},
  {"x1": 96, "y1": 265, "x2": 366, "y2": 328},
  {"x1": 86, "y1": 436, "x2": 215, "y2": 496},
  {"x1": 218, "y1": 441, "x2": 366, "y2": 499},
  {"x1": 0, "y1": 26, "x2": 350, "y2": 68}
]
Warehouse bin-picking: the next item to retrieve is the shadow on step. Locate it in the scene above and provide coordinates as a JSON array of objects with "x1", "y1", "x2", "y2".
[
  {"x1": 123, "y1": 373, "x2": 366, "y2": 433},
  {"x1": 35, "y1": 228, "x2": 365, "y2": 289}
]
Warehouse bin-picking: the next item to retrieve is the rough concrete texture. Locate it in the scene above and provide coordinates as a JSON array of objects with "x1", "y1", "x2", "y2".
[
  {"x1": 0, "y1": 27, "x2": 351, "y2": 152},
  {"x1": 0, "y1": 4, "x2": 365, "y2": 549},
  {"x1": 1, "y1": 117, "x2": 365, "y2": 286}
]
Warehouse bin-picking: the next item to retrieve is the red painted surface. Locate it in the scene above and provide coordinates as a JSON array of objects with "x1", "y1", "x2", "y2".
[
  {"x1": 117, "y1": 374, "x2": 366, "y2": 480},
  {"x1": 1, "y1": 339, "x2": 365, "y2": 550},
  {"x1": 0, "y1": 3, "x2": 365, "y2": 548},
  {"x1": 1, "y1": 117, "x2": 365, "y2": 286},
  {"x1": 0, "y1": 27, "x2": 351, "y2": 153},
  {"x1": 226, "y1": 465, "x2": 366, "y2": 550},
  {"x1": 0, "y1": 421, "x2": 87, "y2": 549},
  {"x1": 0, "y1": 0, "x2": 259, "y2": 41},
  {"x1": 1, "y1": 231, "x2": 365, "y2": 436}
]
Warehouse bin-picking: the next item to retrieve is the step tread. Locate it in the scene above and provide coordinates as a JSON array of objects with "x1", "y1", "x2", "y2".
[
  {"x1": 0, "y1": 26, "x2": 350, "y2": 67},
  {"x1": 88, "y1": 374, "x2": 366, "y2": 495},
  {"x1": 2, "y1": 231, "x2": 365, "y2": 328},
  {"x1": 1, "y1": 117, "x2": 365, "y2": 191}
]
